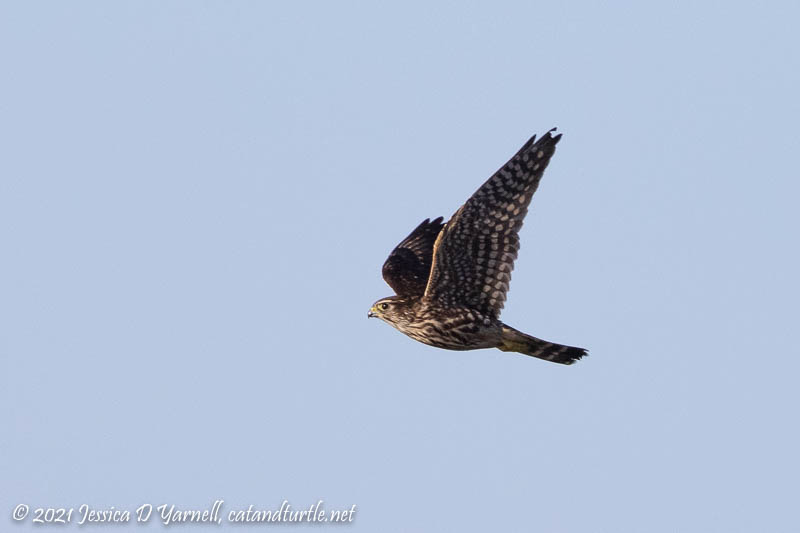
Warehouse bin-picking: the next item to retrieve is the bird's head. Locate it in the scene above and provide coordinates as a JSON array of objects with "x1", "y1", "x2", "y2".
[{"x1": 368, "y1": 295, "x2": 412, "y2": 326}]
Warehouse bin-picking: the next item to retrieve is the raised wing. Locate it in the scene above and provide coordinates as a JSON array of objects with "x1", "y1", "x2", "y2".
[
  {"x1": 424, "y1": 129, "x2": 562, "y2": 318},
  {"x1": 382, "y1": 217, "x2": 444, "y2": 296}
]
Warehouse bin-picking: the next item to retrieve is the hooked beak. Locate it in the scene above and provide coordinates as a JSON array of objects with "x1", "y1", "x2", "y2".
[{"x1": 368, "y1": 306, "x2": 377, "y2": 318}]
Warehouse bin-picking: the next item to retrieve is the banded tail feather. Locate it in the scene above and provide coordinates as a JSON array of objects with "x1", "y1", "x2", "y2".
[{"x1": 499, "y1": 325, "x2": 587, "y2": 365}]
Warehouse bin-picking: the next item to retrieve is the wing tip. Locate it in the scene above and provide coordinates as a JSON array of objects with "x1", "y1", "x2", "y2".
[
  {"x1": 542, "y1": 127, "x2": 562, "y2": 145},
  {"x1": 521, "y1": 127, "x2": 562, "y2": 152},
  {"x1": 421, "y1": 216, "x2": 445, "y2": 233}
]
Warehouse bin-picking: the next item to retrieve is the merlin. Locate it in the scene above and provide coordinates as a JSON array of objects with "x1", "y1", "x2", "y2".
[{"x1": 369, "y1": 129, "x2": 587, "y2": 364}]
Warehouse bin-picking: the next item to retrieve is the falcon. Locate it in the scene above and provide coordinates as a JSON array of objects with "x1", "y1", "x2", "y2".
[{"x1": 368, "y1": 129, "x2": 587, "y2": 364}]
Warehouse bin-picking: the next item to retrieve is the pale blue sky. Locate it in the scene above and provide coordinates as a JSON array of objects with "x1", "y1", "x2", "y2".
[{"x1": 2, "y1": 2, "x2": 799, "y2": 532}]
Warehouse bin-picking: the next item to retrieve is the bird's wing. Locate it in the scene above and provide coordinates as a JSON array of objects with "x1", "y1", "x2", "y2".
[
  {"x1": 424, "y1": 129, "x2": 562, "y2": 319},
  {"x1": 382, "y1": 217, "x2": 445, "y2": 296}
]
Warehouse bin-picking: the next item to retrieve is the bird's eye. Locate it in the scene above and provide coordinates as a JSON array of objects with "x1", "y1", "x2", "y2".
[{"x1": 381, "y1": 303, "x2": 389, "y2": 310}]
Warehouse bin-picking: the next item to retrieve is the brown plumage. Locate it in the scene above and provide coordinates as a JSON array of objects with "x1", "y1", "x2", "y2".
[{"x1": 369, "y1": 129, "x2": 586, "y2": 364}]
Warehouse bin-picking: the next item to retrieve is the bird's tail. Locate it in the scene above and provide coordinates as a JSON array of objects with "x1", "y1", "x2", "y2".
[{"x1": 499, "y1": 325, "x2": 587, "y2": 365}]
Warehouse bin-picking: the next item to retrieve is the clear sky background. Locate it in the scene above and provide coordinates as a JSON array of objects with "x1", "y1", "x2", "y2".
[{"x1": 2, "y1": 2, "x2": 799, "y2": 532}]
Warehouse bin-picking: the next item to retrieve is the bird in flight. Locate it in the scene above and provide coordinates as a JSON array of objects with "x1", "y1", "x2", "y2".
[{"x1": 369, "y1": 129, "x2": 587, "y2": 364}]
